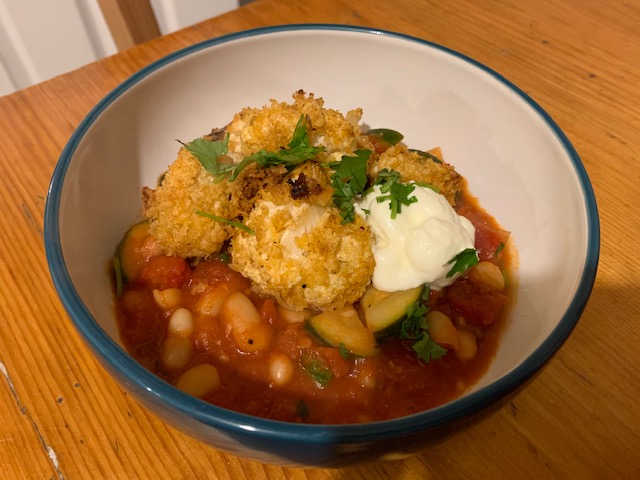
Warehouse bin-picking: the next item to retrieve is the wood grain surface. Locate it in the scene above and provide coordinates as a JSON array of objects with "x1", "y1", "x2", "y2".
[{"x1": 0, "y1": 0, "x2": 638, "y2": 478}]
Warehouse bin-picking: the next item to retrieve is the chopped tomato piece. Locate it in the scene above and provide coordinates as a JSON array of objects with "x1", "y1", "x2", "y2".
[
  {"x1": 445, "y1": 279, "x2": 508, "y2": 326},
  {"x1": 191, "y1": 260, "x2": 251, "y2": 290},
  {"x1": 457, "y1": 205, "x2": 510, "y2": 262},
  {"x1": 260, "y1": 298, "x2": 279, "y2": 325},
  {"x1": 139, "y1": 255, "x2": 190, "y2": 290}
]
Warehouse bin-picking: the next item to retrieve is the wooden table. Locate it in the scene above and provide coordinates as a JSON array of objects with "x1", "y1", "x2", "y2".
[{"x1": 1, "y1": 0, "x2": 638, "y2": 478}]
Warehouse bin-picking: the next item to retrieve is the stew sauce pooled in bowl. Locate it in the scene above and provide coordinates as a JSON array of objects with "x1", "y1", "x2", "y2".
[{"x1": 112, "y1": 91, "x2": 515, "y2": 424}]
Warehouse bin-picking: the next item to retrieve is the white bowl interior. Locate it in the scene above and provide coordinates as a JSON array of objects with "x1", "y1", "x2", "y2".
[{"x1": 56, "y1": 28, "x2": 590, "y2": 396}]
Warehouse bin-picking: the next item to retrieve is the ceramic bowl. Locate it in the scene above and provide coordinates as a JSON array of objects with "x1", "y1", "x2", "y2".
[{"x1": 44, "y1": 25, "x2": 599, "y2": 467}]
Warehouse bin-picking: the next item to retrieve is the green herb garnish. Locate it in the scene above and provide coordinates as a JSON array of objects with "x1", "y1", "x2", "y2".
[
  {"x1": 296, "y1": 399, "x2": 309, "y2": 419},
  {"x1": 328, "y1": 149, "x2": 371, "y2": 224},
  {"x1": 445, "y1": 248, "x2": 479, "y2": 278},
  {"x1": 184, "y1": 115, "x2": 325, "y2": 182},
  {"x1": 302, "y1": 357, "x2": 333, "y2": 387},
  {"x1": 195, "y1": 210, "x2": 255, "y2": 235},
  {"x1": 184, "y1": 135, "x2": 233, "y2": 180},
  {"x1": 399, "y1": 287, "x2": 447, "y2": 363},
  {"x1": 412, "y1": 335, "x2": 448, "y2": 363},
  {"x1": 229, "y1": 115, "x2": 325, "y2": 180},
  {"x1": 495, "y1": 242, "x2": 505, "y2": 257},
  {"x1": 373, "y1": 169, "x2": 418, "y2": 219}
]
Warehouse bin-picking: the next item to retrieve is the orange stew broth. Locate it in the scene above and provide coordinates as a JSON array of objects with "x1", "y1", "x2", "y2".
[{"x1": 115, "y1": 191, "x2": 514, "y2": 424}]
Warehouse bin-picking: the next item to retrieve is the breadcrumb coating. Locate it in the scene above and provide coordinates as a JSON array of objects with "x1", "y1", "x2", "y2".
[
  {"x1": 230, "y1": 177, "x2": 374, "y2": 311},
  {"x1": 368, "y1": 144, "x2": 463, "y2": 204},
  {"x1": 226, "y1": 90, "x2": 364, "y2": 162},
  {"x1": 141, "y1": 91, "x2": 464, "y2": 310},
  {"x1": 143, "y1": 147, "x2": 232, "y2": 258}
]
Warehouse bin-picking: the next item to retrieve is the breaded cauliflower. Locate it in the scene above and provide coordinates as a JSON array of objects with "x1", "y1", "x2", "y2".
[
  {"x1": 230, "y1": 163, "x2": 374, "y2": 310},
  {"x1": 225, "y1": 90, "x2": 364, "y2": 162},
  {"x1": 368, "y1": 144, "x2": 463, "y2": 204},
  {"x1": 143, "y1": 147, "x2": 232, "y2": 258}
]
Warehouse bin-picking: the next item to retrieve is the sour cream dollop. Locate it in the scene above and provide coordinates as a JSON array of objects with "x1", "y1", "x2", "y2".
[{"x1": 357, "y1": 184, "x2": 476, "y2": 292}]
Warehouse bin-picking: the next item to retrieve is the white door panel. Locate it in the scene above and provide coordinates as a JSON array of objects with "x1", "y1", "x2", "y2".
[{"x1": 0, "y1": 0, "x2": 239, "y2": 96}]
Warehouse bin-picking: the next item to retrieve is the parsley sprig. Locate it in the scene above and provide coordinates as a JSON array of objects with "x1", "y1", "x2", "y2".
[
  {"x1": 184, "y1": 115, "x2": 325, "y2": 183},
  {"x1": 445, "y1": 248, "x2": 479, "y2": 278},
  {"x1": 327, "y1": 149, "x2": 371, "y2": 224},
  {"x1": 302, "y1": 356, "x2": 333, "y2": 387},
  {"x1": 195, "y1": 210, "x2": 255, "y2": 235},
  {"x1": 183, "y1": 135, "x2": 234, "y2": 182},
  {"x1": 373, "y1": 169, "x2": 419, "y2": 219},
  {"x1": 399, "y1": 287, "x2": 447, "y2": 363}
]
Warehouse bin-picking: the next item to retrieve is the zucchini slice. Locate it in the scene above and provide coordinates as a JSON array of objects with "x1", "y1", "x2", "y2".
[
  {"x1": 305, "y1": 306, "x2": 378, "y2": 357},
  {"x1": 115, "y1": 220, "x2": 152, "y2": 283},
  {"x1": 366, "y1": 128, "x2": 404, "y2": 146},
  {"x1": 361, "y1": 285, "x2": 424, "y2": 337}
]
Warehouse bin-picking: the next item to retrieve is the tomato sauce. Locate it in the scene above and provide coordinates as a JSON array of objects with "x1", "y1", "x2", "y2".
[{"x1": 114, "y1": 191, "x2": 514, "y2": 424}]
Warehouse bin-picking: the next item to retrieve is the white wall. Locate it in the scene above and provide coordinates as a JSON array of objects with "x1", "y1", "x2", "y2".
[{"x1": 0, "y1": 0, "x2": 238, "y2": 97}]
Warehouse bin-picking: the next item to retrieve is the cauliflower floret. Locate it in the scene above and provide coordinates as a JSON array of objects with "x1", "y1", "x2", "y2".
[
  {"x1": 368, "y1": 144, "x2": 463, "y2": 205},
  {"x1": 230, "y1": 179, "x2": 374, "y2": 310},
  {"x1": 143, "y1": 147, "x2": 232, "y2": 258},
  {"x1": 225, "y1": 90, "x2": 365, "y2": 161}
]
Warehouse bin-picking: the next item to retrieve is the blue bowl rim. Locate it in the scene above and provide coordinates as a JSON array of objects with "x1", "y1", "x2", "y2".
[{"x1": 44, "y1": 24, "x2": 600, "y2": 444}]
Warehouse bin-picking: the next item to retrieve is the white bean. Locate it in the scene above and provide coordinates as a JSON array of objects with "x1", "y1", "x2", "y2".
[
  {"x1": 168, "y1": 307, "x2": 194, "y2": 337},
  {"x1": 468, "y1": 261, "x2": 505, "y2": 292},
  {"x1": 277, "y1": 305, "x2": 313, "y2": 324},
  {"x1": 152, "y1": 288, "x2": 182, "y2": 310},
  {"x1": 268, "y1": 352, "x2": 294, "y2": 386},
  {"x1": 196, "y1": 284, "x2": 231, "y2": 317},
  {"x1": 162, "y1": 336, "x2": 193, "y2": 370},
  {"x1": 426, "y1": 311, "x2": 459, "y2": 350},
  {"x1": 176, "y1": 364, "x2": 221, "y2": 399},
  {"x1": 221, "y1": 292, "x2": 273, "y2": 352},
  {"x1": 455, "y1": 329, "x2": 478, "y2": 361}
]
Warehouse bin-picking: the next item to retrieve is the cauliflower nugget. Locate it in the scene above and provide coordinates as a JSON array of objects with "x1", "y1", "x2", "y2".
[
  {"x1": 369, "y1": 144, "x2": 463, "y2": 204},
  {"x1": 143, "y1": 147, "x2": 232, "y2": 258},
  {"x1": 230, "y1": 162, "x2": 374, "y2": 311},
  {"x1": 225, "y1": 90, "x2": 364, "y2": 161}
]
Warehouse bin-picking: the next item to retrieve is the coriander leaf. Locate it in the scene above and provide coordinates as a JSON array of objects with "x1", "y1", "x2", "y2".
[
  {"x1": 495, "y1": 242, "x2": 505, "y2": 257},
  {"x1": 184, "y1": 135, "x2": 232, "y2": 176},
  {"x1": 302, "y1": 357, "x2": 333, "y2": 387},
  {"x1": 228, "y1": 115, "x2": 325, "y2": 180},
  {"x1": 445, "y1": 248, "x2": 479, "y2": 278},
  {"x1": 373, "y1": 168, "x2": 401, "y2": 194},
  {"x1": 329, "y1": 150, "x2": 370, "y2": 194},
  {"x1": 374, "y1": 169, "x2": 418, "y2": 219},
  {"x1": 398, "y1": 287, "x2": 446, "y2": 364},
  {"x1": 413, "y1": 335, "x2": 447, "y2": 363},
  {"x1": 328, "y1": 149, "x2": 371, "y2": 224},
  {"x1": 288, "y1": 114, "x2": 313, "y2": 148},
  {"x1": 367, "y1": 128, "x2": 404, "y2": 146},
  {"x1": 296, "y1": 399, "x2": 309, "y2": 419},
  {"x1": 195, "y1": 210, "x2": 255, "y2": 235},
  {"x1": 399, "y1": 291, "x2": 429, "y2": 340}
]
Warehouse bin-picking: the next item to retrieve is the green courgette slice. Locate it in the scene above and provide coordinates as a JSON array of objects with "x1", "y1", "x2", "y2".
[
  {"x1": 305, "y1": 307, "x2": 378, "y2": 357},
  {"x1": 115, "y1": 220, "x2": 151, "y2": 283},
  {"x1": 361, "y1": 285, "x2": 424, "y2": 338}
]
